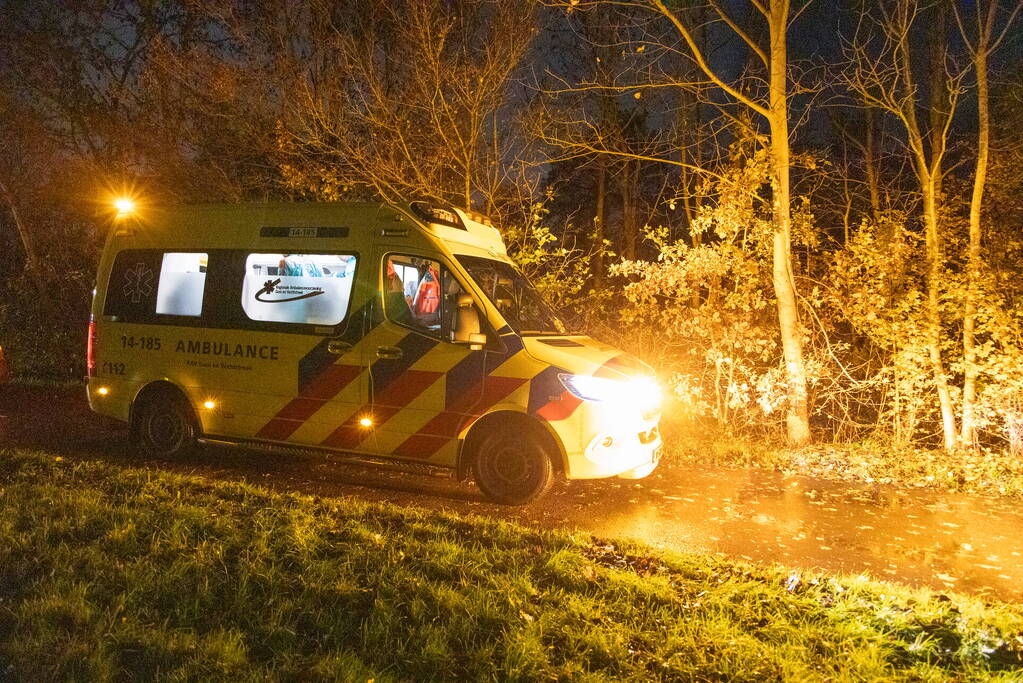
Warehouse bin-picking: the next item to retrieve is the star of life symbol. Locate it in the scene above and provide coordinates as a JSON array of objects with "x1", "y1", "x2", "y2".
[{"x1": 123, "y1": 263, "x2": 154, "y2": 304}]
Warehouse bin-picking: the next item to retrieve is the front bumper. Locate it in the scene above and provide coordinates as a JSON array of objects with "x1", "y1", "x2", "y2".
[{"x1": 563, "y1": 422, "x2": 662, "y2": 479}]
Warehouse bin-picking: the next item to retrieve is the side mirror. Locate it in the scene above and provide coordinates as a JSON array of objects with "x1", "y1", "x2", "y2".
[
  {"x1": 467, "y1": 333, "x2": 487, "y2": 351},
  {"x1": 452, "y1": 297, "x2": 485, "y2": 349}
]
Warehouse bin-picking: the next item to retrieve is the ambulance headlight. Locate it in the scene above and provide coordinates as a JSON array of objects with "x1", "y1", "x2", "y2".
[{"x1": 558, "y1": 373, "x2": 661, "y2": 411}]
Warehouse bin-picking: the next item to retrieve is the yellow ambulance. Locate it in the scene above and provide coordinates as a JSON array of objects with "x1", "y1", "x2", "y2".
[{"x1": 87, "y1": 202, "x2": 662, "y2": 504}]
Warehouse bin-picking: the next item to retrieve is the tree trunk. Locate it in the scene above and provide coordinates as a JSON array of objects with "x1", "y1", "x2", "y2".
[
  {"x1": 679, "y1": 89, "x2": 696, "y2": 240},
  {"x1": 961, "y1": 38, "x2": 990, "y2": 448},
  {"x1": 922, "y1": 176, "x2": 959, "y2": 451},
  {"x1": 864, "y1": 106, "x2": 881, "y2": 221},
  {"x1": 896, "y1": 0, "x2": 957, "y2": 452},
  {"x1": 594, "y1": 161, "x2": 607, "y2": 287},
  {"x1": 768, "y1": 0, "x2": 811, "y2": 446},
  {"x1": 928, "y1": 2, "x2": 948, "y2": 194},
  {"x1": 621, "y1": 160, "x2": 639, "y2": 260},
  {"x1": 0, "y1": 176, "x2": 39, "y2": 276}
]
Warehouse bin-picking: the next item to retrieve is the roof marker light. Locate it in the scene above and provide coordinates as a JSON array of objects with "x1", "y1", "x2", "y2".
[{"x1": 114, "y1": 197, "x2": 135, "y2": 216}]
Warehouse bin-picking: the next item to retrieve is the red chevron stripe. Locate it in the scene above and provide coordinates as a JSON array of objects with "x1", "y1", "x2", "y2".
[
  {"x1": 535, "y1": 389, "x2": 583, "y2": 421},
  {"x1": 393, "y1": 375, "x2": 527, "y2": 459},
  {"x1": 320, "y1": 369, "x2": 443, "y2": 450},
  {"x1": 256, "y1": 363, "x2": 363, "y2": 441}
]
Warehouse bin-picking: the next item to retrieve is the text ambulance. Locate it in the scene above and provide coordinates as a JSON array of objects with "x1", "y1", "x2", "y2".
[{"x1": 87, "y1": 202, "x2": 662, "y2": 504}]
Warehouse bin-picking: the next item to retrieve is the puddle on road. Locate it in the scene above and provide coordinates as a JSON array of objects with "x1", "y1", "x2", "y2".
[{"x1": 501, "y1": 465, "x2": 1023, "y2": 602}]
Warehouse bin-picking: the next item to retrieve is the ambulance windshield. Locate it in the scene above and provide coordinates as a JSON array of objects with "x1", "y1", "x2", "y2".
[{"x1": 456, "y1": 255, "x2": 569, "y2": 336}]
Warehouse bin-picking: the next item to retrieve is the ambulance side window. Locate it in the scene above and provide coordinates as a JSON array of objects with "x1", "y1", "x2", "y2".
[
  {"x1": 384, "y1": 254, "x2": 467, "y2": 340},
  {"x1": 155, "y1": 252, "x2": 208, "y2": 317},
  {"x1": 239, "y1": 253, "x2": 358, "y2": 326}
]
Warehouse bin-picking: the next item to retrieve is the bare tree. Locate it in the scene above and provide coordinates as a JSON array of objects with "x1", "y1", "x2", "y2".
[
  {"x1": 953, "y1": 0, "x2": 1023, "y2": 447},
  {"x1": 536, "y1": 1, "x2": 815, "y2": 444},
  {"x1": 648, "y1": 0, "x2": 814, "y2": 445},
  {"x1": 0, "y1": 97, "x2": 40, "y2": 275},
  {"x1": 531, "y1": 1, "x2": 678, "y2": 267},
  {"x1": 841, "y1": 0, "x2": 966, "y2": 451},
  {"x1": 272, "y1": 0, "x2": 538, "y2": 213}
]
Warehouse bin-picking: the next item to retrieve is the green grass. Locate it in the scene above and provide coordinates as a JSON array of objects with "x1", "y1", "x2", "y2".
[{"x1": 0, "y1": 448, "x2": 1021, "y2": 681}]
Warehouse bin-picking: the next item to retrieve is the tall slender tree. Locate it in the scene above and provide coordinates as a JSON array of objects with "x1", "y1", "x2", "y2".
[
  {"x1": 954, "y1": 0, "x2": 1023, "y2": 448},
  {"x1": 842, "y1": 0, "x2": 966, "y2": 451},
  {"x1": 647, "y1": 0, "x2": 813, "y2": 445}
]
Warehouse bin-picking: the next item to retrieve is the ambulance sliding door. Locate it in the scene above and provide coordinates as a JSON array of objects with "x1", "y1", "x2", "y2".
[{"x1": 228, "y1": 250, "x2": 368, "y2": 447}]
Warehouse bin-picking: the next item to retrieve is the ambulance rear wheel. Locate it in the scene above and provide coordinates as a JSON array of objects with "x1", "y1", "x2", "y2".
[
  {"x1": 133, "y1": 392, "x2": 197, "y2": 458},
  {"x1": 474, "y1": 427, "x2": 554, "y2": 505}
]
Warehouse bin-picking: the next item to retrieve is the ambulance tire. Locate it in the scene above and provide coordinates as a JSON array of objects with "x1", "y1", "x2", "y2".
[
  {"x1": 473, "y1": 425, "x2": 554, "y2": 505},
  {"x1": 132, "y1": 390, "x2": 198, "y2": 459}
]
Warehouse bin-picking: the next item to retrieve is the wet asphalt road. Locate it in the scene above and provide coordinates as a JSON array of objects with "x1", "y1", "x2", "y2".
[{"x1": 3, "y1": 384, "x2": 1022, "y2": 602}]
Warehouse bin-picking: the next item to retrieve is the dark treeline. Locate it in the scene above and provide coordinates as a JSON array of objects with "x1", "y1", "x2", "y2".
[{"x1": 1, "y1": 0, "x2": 1022, "y2": 454}]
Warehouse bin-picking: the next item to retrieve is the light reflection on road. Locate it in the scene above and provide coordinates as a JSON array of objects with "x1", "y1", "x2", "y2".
[{"x1": 494, "y1": 465, "x2": 1023, "y2": 602}]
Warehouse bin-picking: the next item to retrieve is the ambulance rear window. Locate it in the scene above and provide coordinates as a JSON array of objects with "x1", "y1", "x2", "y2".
[
  {"x1": 104, "y1": 250, "x2": 163, "y2": 320},
  {"x1": 240, "y1": 253, "x2": 357, "y2": 326},
  {"x1": 105, "y1": 250, "x2": 209, "y2": 321}
]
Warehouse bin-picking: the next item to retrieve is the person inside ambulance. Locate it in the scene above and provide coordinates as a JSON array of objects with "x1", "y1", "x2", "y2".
[
  {"x1": 384, "y1": 259, "x2": 413, "y2": 325},
  {"x1": 456, "y1": 255, "x2": 567, "y2": 335},
  {"x1": 411, "y1": 264, "x2": 441, "y2": 327},
  {"x1": 279, "y1": 254, "x2": 325, "y2": 278}
]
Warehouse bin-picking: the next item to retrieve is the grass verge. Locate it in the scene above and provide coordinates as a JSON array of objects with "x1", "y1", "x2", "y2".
[{"x1": 0, "y1": 447, "x2": 1021, "y2": 681}]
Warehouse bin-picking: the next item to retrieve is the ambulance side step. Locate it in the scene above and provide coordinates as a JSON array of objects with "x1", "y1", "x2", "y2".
[{"x1": 197, "y1": 437, "x2": 456, "y2": 479}]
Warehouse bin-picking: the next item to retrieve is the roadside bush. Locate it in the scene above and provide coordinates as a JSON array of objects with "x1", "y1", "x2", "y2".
[
  {"x1": 0, "y1": 270, "x2": 93, "y2": 381},
  {"x1": 0, "y1": 203, "x2": 99, "y2": 381}
]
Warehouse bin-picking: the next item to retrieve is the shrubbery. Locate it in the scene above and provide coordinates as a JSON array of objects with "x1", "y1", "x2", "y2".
[{"x1": 0, "y1": 206, "x2": 98, "y2": 381}]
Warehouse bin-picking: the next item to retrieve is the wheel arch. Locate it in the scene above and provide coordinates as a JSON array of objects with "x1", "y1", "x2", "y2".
[
  {"x1": 129, "y1": 380, "x2": 200, "y2": 434},
  {"x1": 456, "y1": 409, "x2": 567, "y2": 482}
]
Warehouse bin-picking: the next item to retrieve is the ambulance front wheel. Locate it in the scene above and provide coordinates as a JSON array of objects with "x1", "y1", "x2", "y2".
[
  {"x1": 132, "y1": 388, "x2": 198, "y2": 459},
  {"x1": 473, "y1": 426, "x2": 555, "y2": 505}
]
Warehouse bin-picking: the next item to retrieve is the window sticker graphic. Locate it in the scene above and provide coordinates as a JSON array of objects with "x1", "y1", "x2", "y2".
[
  {"x1": 123, "y1": 263, "x2": 154, "y2": 304},
  {"x1": 255, "y1": 278, "x2": 324, "y2": 303},
  {"x1": 242, "y1": 253, "x2": 356, "y2": 325},
  {"x1": 156, "y1": 252, "x2": 208, "y2": 317}
]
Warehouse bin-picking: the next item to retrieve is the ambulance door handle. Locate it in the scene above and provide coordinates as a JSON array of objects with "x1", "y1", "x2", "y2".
[
  {"x1": 376, "y1": 345, "x2": 403, "y2": 360},
  {"x1": 327, "y1": 340, "x2": 353, "y2": 356}
]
